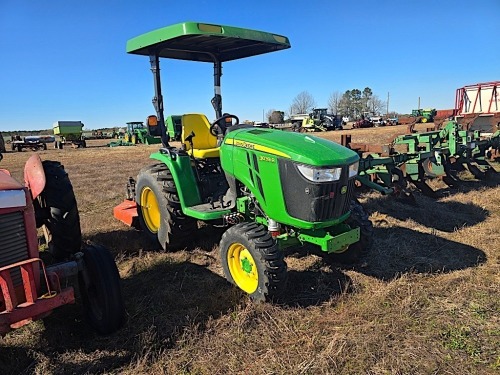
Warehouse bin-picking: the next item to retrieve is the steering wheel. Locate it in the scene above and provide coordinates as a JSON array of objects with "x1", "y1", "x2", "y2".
[{"x1": 210, "y1": 114, "x2": 240, "y2": 137}]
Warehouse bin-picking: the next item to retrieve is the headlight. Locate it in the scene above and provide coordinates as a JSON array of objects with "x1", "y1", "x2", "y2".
[
  {"x1": 348, "y1": 161, "x2": 359, "y2": 178},
  {"x1": 297, "y1": 164, "x2": 341, "y2": 182}
]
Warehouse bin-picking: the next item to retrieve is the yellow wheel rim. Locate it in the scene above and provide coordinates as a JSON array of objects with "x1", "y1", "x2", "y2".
[
  {"x1": 124, "y1": 133, "x2": 130, "y2": 142},
  {"x1": 422, "y1": 117, "x2": 428, "y2": 123},
  {"x1": 132, "y1": 134, "x2": 137, "y2": 144},
  {"x1": 140, "y1": 187, "x2": 160, "y2": 233},
  {"x1": 227, "y1": 243, "x2": 258, "y2": 294}
]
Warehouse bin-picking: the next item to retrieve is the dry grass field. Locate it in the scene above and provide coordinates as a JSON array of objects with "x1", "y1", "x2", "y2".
[{"x1": 0, "y1": 124, "x2": 499, "y2": 374}]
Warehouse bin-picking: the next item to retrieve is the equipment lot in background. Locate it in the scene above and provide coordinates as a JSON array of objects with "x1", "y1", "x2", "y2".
[{"x1": 0, "y1": 126, "x2": 498, "y2": 374}]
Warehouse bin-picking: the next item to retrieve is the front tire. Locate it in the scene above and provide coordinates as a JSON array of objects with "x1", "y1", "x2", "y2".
[
  {"x1": 37, "y1": 161, "x2": 82, "y2": 260},
  {"x1": 78, "y1": 243, "x2": 125, "y2": 334},
  {"x1": 135, "y1": 164, "x2": 197, "y2": 250},
  {"x1": 328, "y1": 199, "x2": 373, "y2": 264},
  {"x1": 220, "y1": 222, "x2": 287, "y2": 302}
]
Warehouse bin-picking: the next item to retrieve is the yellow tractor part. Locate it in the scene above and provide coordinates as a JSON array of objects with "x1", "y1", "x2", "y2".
[
  {"x1": 140, "y1": 187, "x2": 160, "y2": 233},
  {"x1": 227, "y1": 243, "x2": 258, "y2": 294}
]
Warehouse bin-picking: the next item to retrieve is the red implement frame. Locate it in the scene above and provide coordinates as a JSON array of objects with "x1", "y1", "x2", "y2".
[{"x1": 0, "y1": 258, "x2": 75, "y2": 334}]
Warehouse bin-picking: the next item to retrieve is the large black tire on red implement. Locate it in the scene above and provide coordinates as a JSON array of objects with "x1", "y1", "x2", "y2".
[
  {"x1": 78, "y1": 243, "x2": 125, "y2": 334},
  {"x1": 37, "y1": 161, "x2": 82, "y2": 261}
]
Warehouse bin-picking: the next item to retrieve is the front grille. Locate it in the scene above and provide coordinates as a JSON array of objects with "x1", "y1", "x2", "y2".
[
  {"x1": 279, "y1": 160, "x2": 354, "y2": 222},
  {"x1": 0, "y1": 211, "x2": 29, "y2": 287}
]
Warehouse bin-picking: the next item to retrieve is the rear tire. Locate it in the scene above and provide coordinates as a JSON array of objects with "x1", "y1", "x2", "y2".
[
  {"x1": 220, "y1": 222, "x2": 287, "y2": 302},
  {"x1": 136, "y1": 163, "x2": 197, "y2": 250},
  {"x1": 78, "y1": 243, "x2": 125, "y2": 334},
  {"x1": 328, "y1": 199, "x2": 373, "y2": 264},
  {"x1": 37, "y1": 161, "x2": 82, "y2": 260}
]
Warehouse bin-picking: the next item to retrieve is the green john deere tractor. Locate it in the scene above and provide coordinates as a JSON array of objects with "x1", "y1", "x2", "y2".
[
  {"x1": 123, "y1": 116, "x2": 162, "y2": 145},
  {"x1": 411, "y1": 108, "x2": 436, "y2": 124},
  {"x1": 117, "y1": 22, "x2": 373, "y2": 302}
]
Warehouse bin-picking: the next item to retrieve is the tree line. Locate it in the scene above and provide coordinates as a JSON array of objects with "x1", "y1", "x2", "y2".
[{"x1": 266, "y1": 88, "x2": 387, "y2": 123}]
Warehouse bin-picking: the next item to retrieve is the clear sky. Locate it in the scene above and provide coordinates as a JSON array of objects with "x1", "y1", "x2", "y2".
[{"x1": 0, "y1": 0, "x2": 498, "y2": 131}]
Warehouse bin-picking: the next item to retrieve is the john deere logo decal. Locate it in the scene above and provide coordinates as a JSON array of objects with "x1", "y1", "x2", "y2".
[{"x1": 341, "y1": 186, "x2": 348, "y2": 194}]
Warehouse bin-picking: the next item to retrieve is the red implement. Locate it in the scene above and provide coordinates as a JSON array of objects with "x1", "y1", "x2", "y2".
[{"x1": 113, "y1": 200, "x2": 138, "y2": 227}]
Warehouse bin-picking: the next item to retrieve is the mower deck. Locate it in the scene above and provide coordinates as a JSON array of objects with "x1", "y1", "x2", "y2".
[{"x1": 113, "y1": 200, "x2": 138, "y2": 227}]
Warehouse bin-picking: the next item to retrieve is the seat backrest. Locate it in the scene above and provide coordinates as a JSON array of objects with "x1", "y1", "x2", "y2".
[{"x1": 181, "y1": 114, "x2": 218, "y2": 151}]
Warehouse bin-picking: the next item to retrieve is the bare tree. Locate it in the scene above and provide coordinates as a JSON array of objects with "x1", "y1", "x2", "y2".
[
  {"x1": 265, "y1": 109, "x2": 275, "y2": 122},
  {"x1": 367, "y1": 95, "x2": 386, "y2": 114},
  {"x1": 290, "y1": 91, "x2": 316, "y2": 114},
  {"x1": 328, "y1": 91, "x2": 341, "y2": 115}
]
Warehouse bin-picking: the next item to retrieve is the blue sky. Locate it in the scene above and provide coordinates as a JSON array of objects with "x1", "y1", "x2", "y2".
[{"x1": 0, "y1": 0, "x2": 498, "y2": 131}]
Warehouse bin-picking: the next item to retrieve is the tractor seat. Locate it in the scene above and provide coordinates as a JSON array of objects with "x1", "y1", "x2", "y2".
[{"x1": 181, "y1": 113, "x2": 219, "y2": 158}]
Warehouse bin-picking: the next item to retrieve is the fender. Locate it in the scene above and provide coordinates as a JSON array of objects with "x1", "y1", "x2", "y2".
[
  {"x1": 149, "y1": 151, "x2": 202, "y2": 210},
  {"x1": 23, "y1": 154, "x2": 46, "y2": 200}
]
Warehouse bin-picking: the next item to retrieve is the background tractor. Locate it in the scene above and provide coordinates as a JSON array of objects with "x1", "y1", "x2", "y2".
[
  {"x1": 165, "y1": 115, "x2": 183, "y2": 141},
  {"x1": 1, "y1": 154, "x2": 125, "y2": 335},
  {"x1": 291, "y1": 108, "x2": 343, "y2": 132},
  {"x1": 411, "y1": 108, "x2": 436, "y2": 123},
  {"x1": 123, "y1": 116, "x2": 162, "y2": 145},
  {"x1": 114, "y1": 22, "x2": 373, "y2": 302}
]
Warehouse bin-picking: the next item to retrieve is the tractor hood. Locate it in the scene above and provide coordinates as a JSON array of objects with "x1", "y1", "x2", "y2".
[
  {"x1": 0, "y1": 170, "x2": 26, "y2": 209},
  {"x1": 224, "y1": 127, "x2": 358, "y2": 166},
  {"x1": 0, "y1": 170, "x2": 24, "y2": 190}
]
